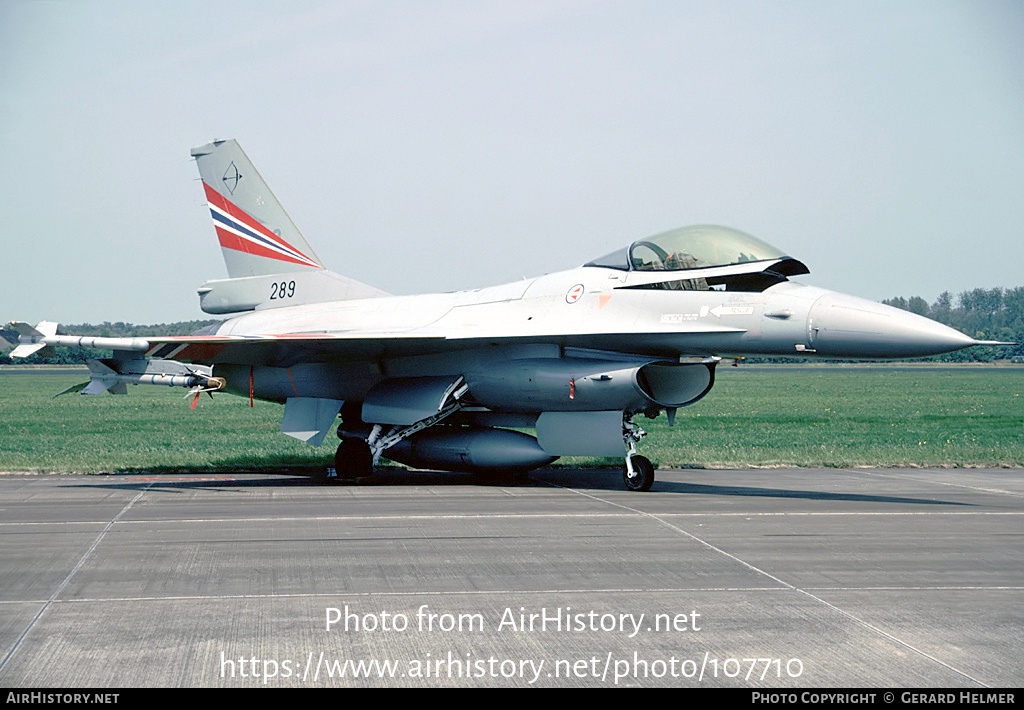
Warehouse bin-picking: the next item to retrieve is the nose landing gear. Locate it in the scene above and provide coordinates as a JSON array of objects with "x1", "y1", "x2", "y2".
[
  {"x1": 623, "y1": 454, "x2": 655, "y2": 491},
  {"x1": 622, "y1": 414, "x2": 655, "y2": 491}
]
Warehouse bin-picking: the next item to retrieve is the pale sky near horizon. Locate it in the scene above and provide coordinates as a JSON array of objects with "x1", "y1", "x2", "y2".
[{"x1": 2, "y1": 0, "x2": 1022, "y2": 325}]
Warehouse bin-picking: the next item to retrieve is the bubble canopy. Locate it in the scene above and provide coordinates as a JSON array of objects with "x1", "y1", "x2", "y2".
[{"x1": 585, "y1": 225, "x2": 790, "y2": 272}]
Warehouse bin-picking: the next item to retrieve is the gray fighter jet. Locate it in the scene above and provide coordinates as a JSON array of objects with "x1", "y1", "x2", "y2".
[{"x1": 9, "y1": 140, "x2": 997, "y2": 490}]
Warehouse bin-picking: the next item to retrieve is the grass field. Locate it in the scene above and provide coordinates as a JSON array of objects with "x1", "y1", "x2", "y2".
[{"x1": 0, "y1": 366, "x2": 1021, "y2": 474}]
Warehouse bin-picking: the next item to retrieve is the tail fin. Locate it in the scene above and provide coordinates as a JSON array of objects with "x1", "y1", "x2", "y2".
[
  {"x1": 191, "y1": 139, "x2": 323, "y2": 278},
  {"x1": 190, "y1": 139, "x2": 387, "y2": 314}
]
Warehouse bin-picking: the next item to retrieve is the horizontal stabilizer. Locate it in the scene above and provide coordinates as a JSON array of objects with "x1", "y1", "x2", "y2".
[{"x1": 197, "y1": 269, "x2": 388, "y2": 314}]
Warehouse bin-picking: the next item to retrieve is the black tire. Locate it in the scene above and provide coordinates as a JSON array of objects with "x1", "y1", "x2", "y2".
[
  {"x1": 335, "y1": 437, "x2": 374, "y2": 480},
  {"x1": 622, "y1": 455, "x2": 655, "y2": 491}
]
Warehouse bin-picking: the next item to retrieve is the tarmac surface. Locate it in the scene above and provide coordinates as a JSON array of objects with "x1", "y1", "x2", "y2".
[{"x1": 0, "y1": 466, "x2": 1021, "y2": 688}]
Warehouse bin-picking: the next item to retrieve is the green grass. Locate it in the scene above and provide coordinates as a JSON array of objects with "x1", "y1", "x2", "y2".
[
  {"x1": 0, "y1": 375, "x2": 325, "y2": 474},
  {"x1": 1, "y1": 367, "x2": 1021, "y2": 473}
]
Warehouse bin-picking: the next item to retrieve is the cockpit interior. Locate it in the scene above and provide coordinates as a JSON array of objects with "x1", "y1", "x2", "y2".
[{"x1": 585, "y1": 225, "x2": 809, "y2": 292}]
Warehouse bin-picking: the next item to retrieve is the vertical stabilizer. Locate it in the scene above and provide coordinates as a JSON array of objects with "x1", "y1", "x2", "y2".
[{"x1": 191, "y1": 139, "x2": 324, "y2": 279}]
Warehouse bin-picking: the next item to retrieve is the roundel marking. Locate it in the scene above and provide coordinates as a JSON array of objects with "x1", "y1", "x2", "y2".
[{"x1": 566, "y1": 284, "x2": 585, "y2": 304}]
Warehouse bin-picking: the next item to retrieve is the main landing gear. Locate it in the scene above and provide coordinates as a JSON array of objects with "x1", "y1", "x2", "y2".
[
  {"x1": 312, "y1": 436, "x2": 373, "y2": 483},
  {"x1": 325, "y1": 385, "x2": 469, "y2": 483},
  {"x1": 335, "y1": 436, "x2": 374, "y2": 480}
]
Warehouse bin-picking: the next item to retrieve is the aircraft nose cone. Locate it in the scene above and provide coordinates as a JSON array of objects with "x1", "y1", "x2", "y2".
[{"x1": 809, "y1": 292, "x2": 975, "y2": 358}]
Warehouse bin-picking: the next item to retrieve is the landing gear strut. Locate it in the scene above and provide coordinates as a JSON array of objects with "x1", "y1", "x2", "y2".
[
  {"x1": 326, "y1": 379, "x2": 470, "y2": 484},
  {"x1": 622, "y1": 414, "x2": 655, "y2": 491}
]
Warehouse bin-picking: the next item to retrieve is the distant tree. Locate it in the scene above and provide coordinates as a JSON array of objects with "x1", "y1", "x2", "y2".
[
  {"x1": 907, "y1": 296, "x2": 930, "y2": 317},
  {"x1": 932, "y1": 291, "x2": 953, "y2": 322}
]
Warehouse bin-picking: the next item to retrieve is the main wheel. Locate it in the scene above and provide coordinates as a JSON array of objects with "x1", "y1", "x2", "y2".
[
  {"x1": 335, "y1": 437, "x2": 374, "y2": 480},
  {"x1": 622, "y1": 454, "x2": 655, "y2": 491}
]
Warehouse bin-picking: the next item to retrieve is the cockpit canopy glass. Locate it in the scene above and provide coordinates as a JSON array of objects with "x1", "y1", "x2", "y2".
[{"x1": 586, "y1": 225, "x2": 788, "y2": 272}]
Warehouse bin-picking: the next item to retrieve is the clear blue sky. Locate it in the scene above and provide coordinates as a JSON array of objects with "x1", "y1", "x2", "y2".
[{"x1": 3, "y1": 0, "x2": 1022, "y2": 324}]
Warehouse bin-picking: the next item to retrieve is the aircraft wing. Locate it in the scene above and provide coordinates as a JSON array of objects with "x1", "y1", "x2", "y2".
[
  {"x1": 9, "y1": 317, "x2": 743, "y2": 368},
  {"x1": 141, "y1": 333, "x2": 450, "y2": 366},
  {"x1": 140, "y1": 322, "x2": 745, "y2": 366}
]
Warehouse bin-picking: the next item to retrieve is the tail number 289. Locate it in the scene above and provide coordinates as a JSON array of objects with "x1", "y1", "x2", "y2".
[{"x1": 270, "y1": 281, "x2": 296, "y2": 300}]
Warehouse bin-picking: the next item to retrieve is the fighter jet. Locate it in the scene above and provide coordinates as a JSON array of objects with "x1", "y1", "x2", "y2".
[{"x1": 9, "y1": 139, "x2": 997, "y2": 490}]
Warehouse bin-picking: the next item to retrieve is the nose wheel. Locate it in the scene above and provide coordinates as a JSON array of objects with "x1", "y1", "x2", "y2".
[
  {"x1": 623, "y1": 454, "x2": 655, "y2": 491},
  {"x1": 621, "y1": 414, "x2": 655, "y2": 491}
]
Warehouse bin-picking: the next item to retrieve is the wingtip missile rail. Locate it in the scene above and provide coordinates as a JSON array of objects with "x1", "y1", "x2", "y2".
[
  {"x1": 5, "y1": 321, "x2": 226, "y2": 399},
  {"x1": 8, "y1": 321, "x2": 150, "y2": 359}
]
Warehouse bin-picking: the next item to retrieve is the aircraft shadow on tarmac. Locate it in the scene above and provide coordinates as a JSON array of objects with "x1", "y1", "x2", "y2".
[
  {"x1": 65, "y1": 467, "x2": 971, "y2": 506},
  {"x1": 630, "y1": 480, "x2": 970, "y2": 506},
  {"x1": 532, "y1": 470, "x2": 972, "y2": 506},
  {"x1": 63, "y1": 467, "x2": 503, "y2": 492}
]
